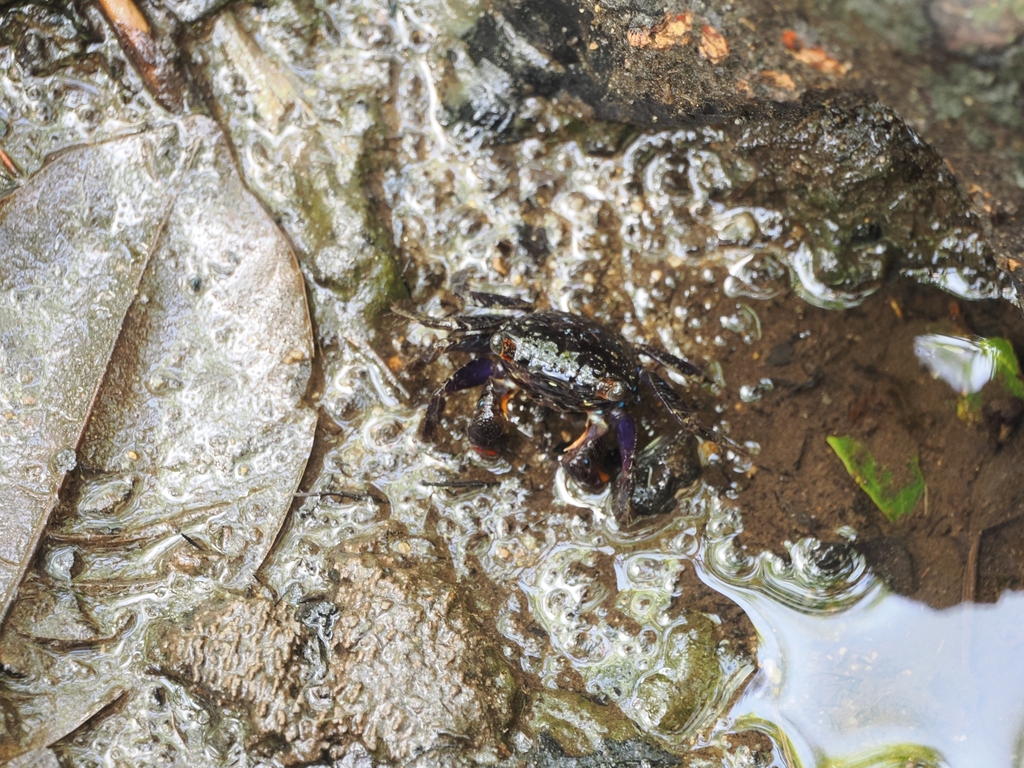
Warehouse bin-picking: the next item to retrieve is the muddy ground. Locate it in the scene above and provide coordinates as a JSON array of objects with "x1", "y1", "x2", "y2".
[
  {"x1": 446, "y1": 0, "x2": 1024, "y2": 612},
  {"x1": 722, "y1": 277, "x2": 1024, "y2": 608},
  {"x1": 392, "y1": 274, "x2": 1024, "y2": 612}
]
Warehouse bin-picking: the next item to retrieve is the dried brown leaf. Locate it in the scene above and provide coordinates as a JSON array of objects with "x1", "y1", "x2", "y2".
[
  {"x1": 699, "y1": 24, "x2": 729, "y2": 64},
  {"x1": 781, "y1": 29, "x2": 850, "y2": 75},
  {"x1": 758, "y1": 70, "x2": 796, "y2": 90},
  {"x1": 626, "y1": 27, "x2": 650, "y2": 47},
  {"x1": 792, "y1": 46, "x2": 850, "y2": 75},
  {"x1": 651, "y1": 12, "x2": 692, "y2": 49},
  {"x1": 629, "y1": 11, "x2": 692, "y2": 49}
]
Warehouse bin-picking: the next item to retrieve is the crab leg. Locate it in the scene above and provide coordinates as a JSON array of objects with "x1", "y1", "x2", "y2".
[
  {"x1": 641, "y1": 370, "x2": 716, "y2": 442},
  {"x1": 393, "y1": 305, "x2": 509, "y2": 333},
  {"x1": 442, "y1": 334, "x2": 496, "y2": 354},
  {"x1": 635, "y1": 343, "x2": 704, "y2": 378},
  {"x1": 422, "y1": 358, "x2": 497, "y2": 440},
  {"x1": 610, "y1": 409, "x2": 637, "y2": 524},
  {"x1": 465, "y1": 291, "x2": 534, "y2": 310},
  {"x1": 418, "y1": 331, "x2": 494, "y2": 365}
]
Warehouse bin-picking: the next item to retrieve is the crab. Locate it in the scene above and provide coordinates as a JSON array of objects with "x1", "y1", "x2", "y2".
[{"x1": 398, "y1": 293, "x2": 716, "y2": 522}]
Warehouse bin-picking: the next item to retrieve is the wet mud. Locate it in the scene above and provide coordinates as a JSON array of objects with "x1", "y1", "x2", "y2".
[{"x1": 717, "y1": 277, "x2": 1024, "y2": 608}]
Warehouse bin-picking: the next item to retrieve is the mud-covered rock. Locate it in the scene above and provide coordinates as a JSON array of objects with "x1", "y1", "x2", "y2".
[
  {"x1": 501, "y1": 726, "x2": 777, "y2": 767},
  {"x1": 716, "y1": 94, "x2": 999, "y2": 303},
  {"x1": 464, "y1": 0, "x2": 1009, "y2": 308},
  {"x1": 521, "y1": 542, "x2": 755, "y2": 743},
  {"x1": 929, "y1": 0, "x2": 1024, "y2": 53},
  {"x1": 457, "y1": 33, "x2": 1002, "y2": 305},
  {"x1": 504, "y1": 733, "x2": 683, "y2": 768},
  {"x1": 465, "y1": 0, "x2": 835, "y2": 126},
  {"x1": 522, "y1": 689, "x2": 642, "y2": 757},
  {"x1": 148, "y1": 555, "x2": 517, "y2": 764},
  {"x1": 0, "y1": 4, "x2": 91, "y2": 78}
]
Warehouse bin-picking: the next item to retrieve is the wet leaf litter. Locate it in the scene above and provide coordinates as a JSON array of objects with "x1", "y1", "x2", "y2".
[
  {"x1": 0, "y1": 127, "x2": 177, "y2": 626},
  {"x1": 0, "y1": 117, "x2": 315, "y2": 759}
]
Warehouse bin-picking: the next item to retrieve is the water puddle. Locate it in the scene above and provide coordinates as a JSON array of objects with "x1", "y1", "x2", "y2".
[{"x1": 711, "y1": 571, "x2": 1024, "y2": 767}]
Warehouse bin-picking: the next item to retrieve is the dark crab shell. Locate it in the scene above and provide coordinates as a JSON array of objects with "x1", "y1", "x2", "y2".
[
  {"x1": 489, "y1": 311, "x2": 640, "y2": 412},
  {"x1": 399, "y1": 294, "x2": 713, "y2": 523}
]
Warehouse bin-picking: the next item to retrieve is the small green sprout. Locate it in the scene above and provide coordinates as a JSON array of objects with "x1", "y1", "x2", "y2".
[
  {"x1": 914, "y1": 334, "x2": 1024, "y2": 401},
  {"x1": 826, "y1": 436, "x2": 925, "y2": 522},
  {"x1": 956, "y1": 391, "x2": 983, "y2": 424},
  {"x1": 979, "y1": 337, "x2": 1024, "y2": 400}
]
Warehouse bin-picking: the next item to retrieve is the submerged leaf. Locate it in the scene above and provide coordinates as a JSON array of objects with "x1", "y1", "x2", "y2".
[
  {"x1": 0, "y1": 116, "x2": 316, "y2": 761},
  {"x1": 0, "y1": 125, "x2": 186, "y2": 625},
  {"x1": 820, "y1": 742, "x2": 945, "y2": 768},
  {"x1": 826, "y1": 436, "x2": 925, "y2": 522}
]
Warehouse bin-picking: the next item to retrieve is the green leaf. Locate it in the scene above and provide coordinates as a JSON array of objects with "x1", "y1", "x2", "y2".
[
  {"x1": 826, "y1": 436, "x2": 925, "y2": 522},
  {"x1": 979, "y1": 337, "x2": 1024, "y2": 400},
  {"x1": 819, "y1": 742, "x2": 945, "y2": 768}
]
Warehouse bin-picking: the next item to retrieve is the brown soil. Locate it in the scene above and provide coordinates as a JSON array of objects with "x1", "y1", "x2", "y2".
[{"x1": 719, "y1": 278, "x2": 1024, "y2": 607}]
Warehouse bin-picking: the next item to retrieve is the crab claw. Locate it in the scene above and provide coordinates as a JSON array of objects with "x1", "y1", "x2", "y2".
[
  {"x1": 560, "y1": 414, "x2": 611, "y2": 490},
  {"x1": 422, "y1": 357, "x2": 496, "y2": 441},
  {"x1": 609, "y1": 409, "x2": 637, "y2": 524},
  {"x1": 467, "y1": 380, "x2": 511, "y2": 455}
]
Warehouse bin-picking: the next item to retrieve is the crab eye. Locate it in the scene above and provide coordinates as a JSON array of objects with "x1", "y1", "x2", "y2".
[{"x1": 597, "y1": 378, "x2": 626, "y2": 401}]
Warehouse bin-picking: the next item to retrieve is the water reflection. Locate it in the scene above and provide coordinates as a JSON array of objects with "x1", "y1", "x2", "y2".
[{"x1": 705, "y1": 567, "x2": 1024, "y2": 767}]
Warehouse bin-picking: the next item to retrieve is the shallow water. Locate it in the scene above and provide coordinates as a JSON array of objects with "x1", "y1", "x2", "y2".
[{"x1": 714, "y1": 573, "x2": 1024, "y2": 767}]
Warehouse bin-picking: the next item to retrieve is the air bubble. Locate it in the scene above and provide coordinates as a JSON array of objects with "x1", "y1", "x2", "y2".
[
  {"x1": 52, "y1": 448, "x2": 77, "y2": 473},
  {"x1": 739, "y1": 378, "x2": 774, "y2": 402},
  {"x1": 724, "y1": 249, "x2": 788, "y2": 300}
]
